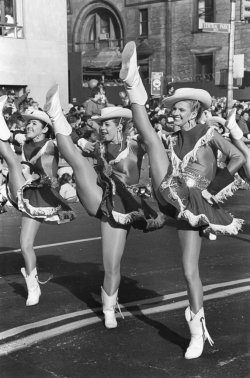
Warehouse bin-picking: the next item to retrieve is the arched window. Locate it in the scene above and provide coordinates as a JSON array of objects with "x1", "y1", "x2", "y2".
[{"x1": 75, "y1": 8, "x2": 122, "y2": 52}]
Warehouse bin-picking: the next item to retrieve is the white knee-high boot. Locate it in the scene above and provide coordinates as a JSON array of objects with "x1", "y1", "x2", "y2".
[
  {"x1": 101, "y1": 286, "x2": 123, "y2": 329},
  {"x1": 21, "y1": 267, "x2": 41, "y2": 306},
  {"x1": 185, "y1": 306, "x2": 214, "y2": 359},
  {"x1": 226, "y1": 108, "x2": 243, "y2": 140},
  {"x1": 44, "y1": 85, "x2": 72, "y2": 136},
  {"x1": 120, "y1": 41, "x2": 148, "y2": 106},
  {"x1": 0, "y1": 95, "x2": 11, "y2": 141}
]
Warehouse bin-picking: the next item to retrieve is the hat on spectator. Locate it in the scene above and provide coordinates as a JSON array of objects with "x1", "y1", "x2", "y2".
[
  {"x1": 92, "y1": 106, "x2": 132, "y2": 121},
  {"x1": 163, "y1": 88, "x2": 212, "y2": 110},
  {"x1": 22, "y1": 110, "x2": 52, "y2": 126}
]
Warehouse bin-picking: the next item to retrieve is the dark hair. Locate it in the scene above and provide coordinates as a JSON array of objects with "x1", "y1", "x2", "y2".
[
  {"x1": 83, "y1": 130, "x2": 96, "y2": 139},
  {"x1": 91, "y1": 87, "x2": 101, "y2": 97},
  {"x1": 241, "y1": 110, "x2": 249, "y2": 117},
  {"x1": 67, "y1": 113, "x2": 80, "y2": 123},
  {"x1": 39, "y1": 120, "x2": 53, "y2": 139},
  {"x1": 59, "y1": 173, "x2": 72, "y2": 186}
]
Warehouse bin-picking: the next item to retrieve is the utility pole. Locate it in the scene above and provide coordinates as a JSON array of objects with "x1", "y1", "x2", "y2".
[{"x1": 227, "y1": 0, "x2": 236, "y2": 111}]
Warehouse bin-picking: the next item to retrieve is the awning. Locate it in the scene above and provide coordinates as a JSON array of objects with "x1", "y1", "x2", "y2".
[{"x1": 82, "y1": 47, "x2": 122, "y2": 70}]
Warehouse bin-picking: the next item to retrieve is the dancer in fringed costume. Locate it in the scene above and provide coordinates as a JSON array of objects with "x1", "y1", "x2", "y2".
[
  {"x1": 43, "y1": 90, "x2": 166, "y2": 329},
  {"x1": 10, "y1": 110, "x2": 76, "y2": 306},
  {"x1": 118, "y1": 41, "x2": 246, "y2": 359}
]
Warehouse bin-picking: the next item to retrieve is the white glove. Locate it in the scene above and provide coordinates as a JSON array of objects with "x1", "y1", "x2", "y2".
[{"x1": 201, "y1": 189, "x2": 217, "y2": 205}]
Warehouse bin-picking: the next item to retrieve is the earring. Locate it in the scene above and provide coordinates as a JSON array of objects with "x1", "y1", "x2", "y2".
[{"x1": 117, "y1": 129, "x2": 123, "y2": 150}]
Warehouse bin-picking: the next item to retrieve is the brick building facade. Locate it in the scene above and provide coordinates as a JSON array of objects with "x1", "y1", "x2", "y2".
[{"x1": 67, "y1": 0, "x2": 250, "y2": 104}]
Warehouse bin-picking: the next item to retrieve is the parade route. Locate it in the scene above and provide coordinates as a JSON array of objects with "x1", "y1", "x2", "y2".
[{"x1": 0, "y1": 192, "x2": 250, "y2": 377}]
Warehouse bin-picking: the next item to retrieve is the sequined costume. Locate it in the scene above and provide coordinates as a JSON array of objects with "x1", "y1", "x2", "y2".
[
  {"x1": 156, "y1": 124, "x2": 244, "y2": 235},
  {"x1": 94, "y1": 136, "x2": 165, "y2": 231},
  {"x1": 11, "y1": 138, "x2": 76, "y2": 223}
]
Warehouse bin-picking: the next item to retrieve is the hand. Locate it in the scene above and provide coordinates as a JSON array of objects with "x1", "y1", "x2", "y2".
[
  {"x1": 21, "y1": 164, "x2": 39, "y2": 182},
  {"x1": 201, "y1": 189, "x2": 217, "y2": 205},
  {"x1": 82, "y1": 141, "x2": 96, "y2": 153}
]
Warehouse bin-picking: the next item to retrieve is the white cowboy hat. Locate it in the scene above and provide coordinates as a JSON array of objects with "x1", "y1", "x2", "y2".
[
  {"x1": 163, "y1": 88, "x2": 212, "y2": 110},
  {"x1": 206, "y1": 116, "x2": 226, "y2": 127},
  {"x1": 22, "y1": 110, "x2": 52, "y2": 126},
  {"x1": 91, "y1": 106, "x2": 132, "y2": 121}
]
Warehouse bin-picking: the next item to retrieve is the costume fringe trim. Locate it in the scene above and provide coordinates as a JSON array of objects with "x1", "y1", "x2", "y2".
[
  {"x1": 168, "y1": 128, "x2": 214, "y2": 174},
  {"x1": 17, "y1": 187, "x2": 75, "y2": 224},
  {"x1": 112, "y1": 209, "x2": 144, "y2": 225},
  {"x1": 214, "y1": 180, "x2": 239, "y2": 203},
  {"x1": 179, "y1": 208, "x2": 244, "y2": 235},
  {"x1": 109, "y1": 137, "x2": 132, "y2": 165},
  {"x1": 22, "y1": 141, "x2": 51, "y2": 166}
]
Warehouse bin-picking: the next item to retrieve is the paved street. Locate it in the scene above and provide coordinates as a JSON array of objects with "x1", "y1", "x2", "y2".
[{"x1": 0, "y1": 190, "x2": 250, "y2": 378}]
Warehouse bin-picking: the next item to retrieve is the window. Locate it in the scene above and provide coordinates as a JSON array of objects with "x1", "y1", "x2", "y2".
[
  {"x1": 0, "y1": 0, "x2": 23, "y2": 38},
  {"x1": 195, "y1": 54, "x2": 213, "y2": 81},
  {"x1": 67, "y1": 0, "x2": 72, "y2": 15},
  {"x1": 197, "y1": 0, "x2": 214, "y2": 30},
  {"x1": 139, "y1": 9, "x2": 148, "y2": 37},
  {"x1": 80, "y1": 8, "x2": 122, "y2": 51}
]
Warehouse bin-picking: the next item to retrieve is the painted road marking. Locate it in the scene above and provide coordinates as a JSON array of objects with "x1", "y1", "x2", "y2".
[
  {"x1": 0, "y1": 279, "x2": 249, "y2": 355},
  {"x1": 0, "y1": 236, "x2": 101, "y2": 255},
  {"x1": 1, "y1": 277, "x2": 249, "y2": 341}
]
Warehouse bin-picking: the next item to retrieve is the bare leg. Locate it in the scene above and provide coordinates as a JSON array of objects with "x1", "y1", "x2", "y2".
[
  {"x1": 101, "y1": 221, "x2": 128, "y2": 296},
  {"x1": 120, "y1": 42, "x2": 170, "y2": 190},
  {"x1": 226, "y1": 108, "x2": 250, "y2": 179},
  {"x1": 0, "y1": 140, "x2": 25, "y2": 199},
  {"x1": 44, "y1": 85, "x2": 103, "y2": 216},
  {"x1": 0, "y1": 95, "x2": 25, "y2": 199},
  {"x1": 56, "y1": 135, "x2": 103, "y2": 215},
  {"x1": 178, "y1": 229, "x2": 203, "y2": 314},
  {"x1": 131, "y1": 104, "x2": 170, "y2": 189},
  {"x1": 20, "y1": 215, "x2": 42, "y2": 274},
  {"x1": 231, "y1": 138, "x2": 250, "y2": 180}
]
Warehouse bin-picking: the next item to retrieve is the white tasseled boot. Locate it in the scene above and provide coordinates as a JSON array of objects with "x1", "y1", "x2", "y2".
[
  {"x1": 44, "y1": 85, "x2": 72, "y2": 136},
  {"x1": 185, "y1": 306, "x2": 214, "y2": 359},
  {"x1": 0, "y1": 95, "x2": 11, "y2": 141},
  {"x1": 225, "y1": 108, "x2": 243, "y2": 140},
  {"x1": 101, "y1": 286, "x2": 123, "y2": 329},
  {"x1": 21, "y1": 267, "x2": 41, "y2": 306},
  {"x1": 119, "y1": 41, "x2": 148, "y2": 106}
]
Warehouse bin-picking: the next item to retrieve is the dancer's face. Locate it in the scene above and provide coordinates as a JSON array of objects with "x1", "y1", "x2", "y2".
[
  {"x1": 99, "y1": 119, "x2": 119, "y2": 143},
  {"x1": 171, "y1": 101, "x2": 196, "y2": 129},
  {"x1": 26, "y1": 119, "x2": 47, "y2": 140}
]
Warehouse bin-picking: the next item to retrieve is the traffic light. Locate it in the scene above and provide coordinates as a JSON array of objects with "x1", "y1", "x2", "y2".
[{"x1": 241, "y1": 0, "x2": 250, "y2": 20}]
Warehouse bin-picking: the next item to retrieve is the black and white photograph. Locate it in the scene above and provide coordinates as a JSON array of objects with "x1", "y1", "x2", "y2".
[{"x1": 0, "y1": 0, "x2": 250, "y2": 377}]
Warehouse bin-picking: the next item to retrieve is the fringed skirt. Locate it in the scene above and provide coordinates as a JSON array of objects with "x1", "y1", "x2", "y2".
[
  {"x1": 95, "y1": 169, "x2": 167, "y2": 232},
  {"x1": 10, "y1": 176, "x2": 76, "y2": 224},
  {"x1": 156, "y1": 173, "x2": 243, "y2": 235}
]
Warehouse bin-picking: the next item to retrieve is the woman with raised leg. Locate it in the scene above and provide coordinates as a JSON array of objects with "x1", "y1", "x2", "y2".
[
  {"x1": 44, "y1": 87, "x2": 165, "y2": 329},
  {"x1": 119, "y1": 41, "x2": 245, "y2": 359},
  {"x1": 16, "y1": 110, "x2": 75, "y2": 306}
]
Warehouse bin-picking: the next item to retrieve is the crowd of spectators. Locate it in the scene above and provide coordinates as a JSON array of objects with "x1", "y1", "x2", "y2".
[{"x1": 1, "y1": 81, "x2": 250, "y2": 207}]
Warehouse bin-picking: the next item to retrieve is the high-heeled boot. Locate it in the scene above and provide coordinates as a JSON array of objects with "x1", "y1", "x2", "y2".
[
  {"x1": 119, "y1": 41, "x2": 148, "y2": 106},
  {"x1": 44, "y1": 85, "x2": 72, "y2": 136},
  {"x1": 21, "y1": 267, "x2": 41, "y2": 306},
  {"x1": 101, "y1": 286, "x2": 124, "y2": 329},
  {"x1": 225, "y1": 108, "x2": 243, "y2": 140},
  {"x1": 185, "y1": 306, "x2": 214, "y2": 359},
  {"x1": 0, "y1": 95, "x2": 11, "y2": 141}
]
